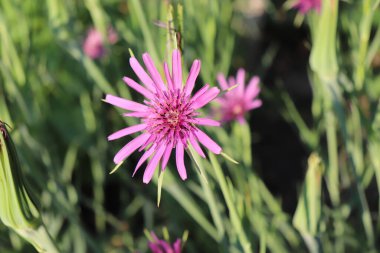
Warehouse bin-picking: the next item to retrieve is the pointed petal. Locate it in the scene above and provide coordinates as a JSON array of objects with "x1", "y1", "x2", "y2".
[
  {"x1": 123, "y1": 77, "x2": 154, "y2": 100},
  {"x1": 184, "y1": 59, "x2": 201, "y2": 95},
  {"x1": 195, "y1": 118, "x2": 220, "y2": 127},
  {"x1": 143, "y1": 144, "x2": 166, "y2": 184},
  {"x1": 190, "y1": 84, "x2": 209, "y2": 103},
  {"x1": 161, "y1": 141, "x2": 173, "y2": 171},
  {"x1": 194, "y1": 128, "x2": 222, "y2": 154},
  {"x1": 245, "y1": 76, "x2": 260, "y2": 99},
  {"x1": 113, "y1": 133, "x2": 150, "y2": 164},
  {"x1": 236, "y1": 68, "x2": 245, "y2": 95},
  {"x1": 237, "y1": 116, "x2": 246, "y2": 124},
  {"x1": 133, "y1": 143, "x2": 157, "y2": 176},
  {"x1": 172, "y1": 49, "x2": 182, "y2": 89},
  {"x1": 158, "y1": 240, "x2": 173, "y2": 252},
  {"x1": 173, "y1": 239, "x2": 182, "y2": 253},
  {"x1": 164, "y1": 62, "x2": 173, "y2": 90},
  {"x1": 176, "y1": 141, "x2": 188, "y2": 180},
  {"x1": 246, "y1": 99, "x2": 262, "y2": 110},
  {"x1": 129, "y1": 57, "x2": 156, "y2": 92},
  {"x1": 142, "y1": 53, "x2": 166, "y2": 91},
  {"x1": 217, "y1": 73, "x2": 229, "y2": 90},
  {"x1": 191, "y1": 87, "x2": 220, "y2": 109},
  {"x1": 123, "y1": 112, "x2": 150, "y2": 118},
  {"x1": 228, "y1": 77, "x2": 236, "y2": 86},
  {"x1": 105, "y1": 94, "x2": 148, "y2": 111},
  {"x1": 108, "y1": 123, "x2": 147, "y2": 141},
  {"x1": 189, "y1": 134, "x2": 205, "y2": 158}
]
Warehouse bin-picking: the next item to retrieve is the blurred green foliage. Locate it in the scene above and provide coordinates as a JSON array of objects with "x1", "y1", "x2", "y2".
[{"x1": 0, "y1": 0, "x2": 380, "y2": 253}]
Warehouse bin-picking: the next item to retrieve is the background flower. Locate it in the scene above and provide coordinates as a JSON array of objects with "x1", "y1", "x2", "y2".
[
  {"x1": 83, "y1": 27, "x2": 118, "y2": 59},
  {"x1": 216, "y1": 68, "x2": 262, "y2": 124},
  {"x1": 293, "y1": 0, "x2": 321, "y2": 14},
  {"x1": 148, "y1": 232, "x2": 181, "y2": 253}
]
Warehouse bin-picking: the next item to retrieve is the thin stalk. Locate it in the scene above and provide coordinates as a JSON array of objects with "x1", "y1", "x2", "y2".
[
  {"x1": 354, "y1": 0, "x2": 377, "y2": 90},
  {"x1": 129, "y1": 0, "x2": 160, "y2": 63},
  {"x1": 209, "y1": 153, "x2": 252, "y2": 253}
]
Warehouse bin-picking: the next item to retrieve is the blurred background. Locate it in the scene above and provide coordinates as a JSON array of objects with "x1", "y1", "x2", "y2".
[{"x1": 1, "y1": 0, "x2": 380, "y2": 252}]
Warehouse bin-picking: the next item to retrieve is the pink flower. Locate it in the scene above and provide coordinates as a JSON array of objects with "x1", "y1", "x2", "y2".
[
  {"x1": 148, "y1": 232, "x2": 181, "y2": 253},
  {"x1": 216, "y1": 68, "x2": 262, "y2": 124},
  {"x1": 105, "y1": 50, "x2": 222, "y2": 183},
  {"x1": 293, "y1": 0, "x2": 321, "y2": 14},
  {"x1": 83, "y1": 27, "x2": 118, "y2": 59}
]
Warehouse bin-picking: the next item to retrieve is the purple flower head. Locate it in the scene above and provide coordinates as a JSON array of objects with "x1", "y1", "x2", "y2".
[
  {"x1": 148, "y1": 232, "x2": 181, "y2": 253},
  {"x1": 293, "y1": 0, "x2": 321, "y2": 14},
  {"x1": 105, "y1": 50, "x2": 222, "y2": 183},
  {"x1": 216, "y1": 68, "x2": 262, "y2": 124},
  {"x1": 83, "y1": 27, "x2": 118, "y2": 59}
]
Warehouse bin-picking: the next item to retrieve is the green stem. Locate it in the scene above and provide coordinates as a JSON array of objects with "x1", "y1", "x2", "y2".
[
  {"x1": 129, "y1": 0, "x2": 160, "y2": 63},
  {"x1": 354, "y1": 0, "x2": 378, "y2": 90},
  {"x1": 325, "y1": 110, "x2": 339, "y2": 204},
  {"x1": 209, "y1": 153, "x2": 251, "y2": 253}
]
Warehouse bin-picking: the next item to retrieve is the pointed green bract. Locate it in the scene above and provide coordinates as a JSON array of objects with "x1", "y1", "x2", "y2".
[
  {"x1": 293, "y1": 153, "x2": 324, "y2": 252},
  {"x1": 109, "y1": 161, "x2": 123, "y2": 174},
  {"x1": 157, "y1": 169, "x2": 165, "y2": 207}
]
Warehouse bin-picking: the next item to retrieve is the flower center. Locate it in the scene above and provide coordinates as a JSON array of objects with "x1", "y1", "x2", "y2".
[
  {"x1": 165, "y1": 110, "x2": 180, "y2": 127},
  {"x1": 232, "y1": 104, "x2": 243, "y2": 116},
  {"x1": 145, "y1": 90, "x2": 197, "y2": 144}
]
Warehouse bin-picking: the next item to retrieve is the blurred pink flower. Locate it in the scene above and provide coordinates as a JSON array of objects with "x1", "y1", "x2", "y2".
[
  {"x1": 148, "y1": 232, "x2": 181, "y2": 253},
  {"x1": 293, "y1": 0, "x2": 321, "y2": 14},
  {"x1": 83, "y1": 27, "x2": 118, "y2": 59},
  {"x1": 216, "y1": 68, "x2": 262, "y2": 124},
  {"x1": 105, "y1": 49, "x2": 222, "y2": 183}
]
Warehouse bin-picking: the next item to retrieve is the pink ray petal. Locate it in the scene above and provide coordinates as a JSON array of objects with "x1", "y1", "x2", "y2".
[
  {"x1": 245, "y1": 76, "x2": 260, "y2": 99},
  {"x1": 105, "y1": 94, "x2": 148, "y2": 111},
  {"x1": 132, "y1": 143, "x2": 157, "y2": 177},
  {"x1": 184, "y1": 59, "x2": 201, "y2": 96},
  {"x1": 157, "y1": 240, "x2": 173, "y2": 252},
  {"x1": 194, "y1": 128, "x2": 222, "y2": 154},
  {"x1": 161, "y1": 141, "x2": 174, "y2": 171},
  {"x1": 237, "y1": 116, "x2": 246, "y2": 124},
  {"x1": 164, "y1": 62, "x2": 173, "y2": 90},
  {"x1": 142, "y1": 53, "x2": 166, "y2": 91},
  {"x1": 228, "y1": 76, "x2": 236, "y2": 86},
  {"x1": 113, "y1": 133, "x2": 150, "y2": 164},
  {"x1": 123, "y1": 112, "x2": 150, "y2": 118},
  {"x1": 236, "y1": 68, "x2": 245, "y2": 95},
  {"x1": 189, "y1": 134, "x2": 205, "y2": 158},
  {"x1": 122, "y1": 76, "x2": 154, "y2": 100},
  {"x1": 195, "y1": 118, "x2": 220, "y2": 126},
  {"x1": 190, "y1": 84, "x2": 209, "y2": 103},
  {"x1": 143, "y1": 144, "x2": 166, "y2": 184},
  {"x1": 108, "y1": 123, "x2": 147, "y2": 141},
  {"x1": 129, "y1": 57, "x2": 156, "y2": 92},
  {"x1": 217, "y1": 73, "x2": 229, "y2": 90},
  {"x1": 246, "y1": 99, "x2": 262, "y2": 110},
  {"x1": 172, "y1": 49, "x2": 182, "y2": 90},
  {"x1": 176, "y1": 141, "x2": 187, "y2": 180},
  {"x1": 191, "y1": 87, "x2": 220, "y2": 109},
  {"x1": 173, "y1": 239, "x2": 181, "y2": 253}
]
